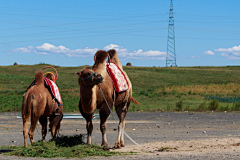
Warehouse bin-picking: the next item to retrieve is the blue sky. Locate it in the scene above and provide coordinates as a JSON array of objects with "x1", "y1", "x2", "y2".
[{"x1": 1, "y1": 0, "x2": 240, "y2": 67}]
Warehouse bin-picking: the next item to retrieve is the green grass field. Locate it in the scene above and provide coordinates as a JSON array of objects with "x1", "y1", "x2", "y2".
[{"x1": 1, "y1": 64, "x2": 240, "y2": 112}]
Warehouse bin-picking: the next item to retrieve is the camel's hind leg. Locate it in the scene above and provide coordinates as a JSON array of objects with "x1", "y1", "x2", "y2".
[
  {"x1": 39, "y1": 116, "x2": 48, "y2": 141},
  {"x1": 28, "y1": 115, "x2": 39, "y2": 144},
  {"x1": 79, "y1": 99, "x2": 93, "y2": 145},
  {"x1": 22, "y1": 115, "x2": 30, "y2": 147},
  {"x1": 114, "y1": 101, "x2": 130, "y2": 149}
]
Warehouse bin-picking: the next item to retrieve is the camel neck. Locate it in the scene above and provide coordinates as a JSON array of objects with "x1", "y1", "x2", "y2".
[
  {"x1": 80, "y1": 84, "x2": 97, "y2": 114},
  {"x1": 92, "y1": 62, "x2": 106, "y2": 71}
]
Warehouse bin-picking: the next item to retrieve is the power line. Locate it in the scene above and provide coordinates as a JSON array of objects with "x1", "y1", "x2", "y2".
[{"x1": 0, "y1": 27, "x2": 163, "y2": 45}]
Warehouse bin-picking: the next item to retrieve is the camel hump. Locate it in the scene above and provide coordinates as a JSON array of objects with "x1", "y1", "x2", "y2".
[
  {"x1": 107, "y1": 49, "x2": 123, "y2": 70},
  {"x1": 95, "y1": 50, "x2": 108, "y2": 63},
  {"x1": 35, "y1": 71, "x2": 44, "y2": 85},
  {"x1": 131, "y1": 97, "x2": 141, "y2": 105}
]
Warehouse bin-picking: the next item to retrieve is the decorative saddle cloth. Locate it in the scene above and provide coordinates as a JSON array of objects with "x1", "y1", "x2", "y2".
[
  {"x1": 106, "y1": 63, "x2": 129, "y2": 93},
  {"x1": 25, "y1": 77, "x2": 63, "y2": 105}
]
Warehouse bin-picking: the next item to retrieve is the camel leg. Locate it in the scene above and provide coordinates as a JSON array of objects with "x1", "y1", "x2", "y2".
[
  {"x1": 114, "y1": 101, "x2": 130, "y2": 149},
  {"x1": 79, "y1": 99, "x2": 93, "y2": 145},
  {"x1": 49, "y1": 113, "x2": 63, "y2": 140},
  {"x1": 28, "y1": 115, "x2": 39, "y2": 144},
  {"x1": 86, "y1": 118, "x2": 93, "y2": 145},
  {"x1": 54, "y1": 114, "x2": 63, "y2": 138},
  {"x1": 39, "y1": 116, "x2": 48, "y2": 142},
  {"x1": 54, "y1": 105, "x2": 63, "y2": 135},
  {"x1": 22, "y1": 115, "x2": 30, "y2": 147},
  {"x1": 99, "y1": 104, "x2": 111, "y2": 150}
]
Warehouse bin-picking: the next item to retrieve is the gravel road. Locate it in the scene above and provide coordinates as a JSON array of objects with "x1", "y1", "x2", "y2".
[{"x1": 1, "y1": 111, "x2": 240, "y2": 159}]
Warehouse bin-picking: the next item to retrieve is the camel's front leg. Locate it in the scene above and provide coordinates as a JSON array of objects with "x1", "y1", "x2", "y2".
[
  {"x1": 86, "y1": 118, "x2": 93, "y2": 145},
  {"x1": 79, "y1": 99, "x2": 93, "y2": 145},
  {"x1": 49, "y1": 113, "x2": 63, "y2": 141},
  {"x1": 99, "y1": 104, "x2": 111, "y2": 150},
  {"x1": 53, "y1": 113, "x2": 63, "y2": 139}
]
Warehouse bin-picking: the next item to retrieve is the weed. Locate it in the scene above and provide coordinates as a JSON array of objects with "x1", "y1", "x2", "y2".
[
  {"x1": 234, "y1": 102, "x2": 240, "y2": 111},
  {"x1": 184, "y1": 105, "x2": 190, "y2": 111},
  {"x1": 166, "y1": 105, "x2": 171, "y2": 111},
  {"x1": 131, "y1": 105, "x2": 135, "y2": 112},
  {"x1": 208, "y1": 99, "x2": 219, "y2": 111},
  {"x1": 196, "y1": 101, "x2": 207, "y2": 112},
  {"x1": 176, "y1": 100, "x2": 183, "y2": 111}
]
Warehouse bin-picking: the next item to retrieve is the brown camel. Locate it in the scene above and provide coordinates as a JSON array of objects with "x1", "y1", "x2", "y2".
[
  {"x1": 21, "y1": 70, "x2": 63, "y2": 147},
  {"x1": 76, "y1": 49, "x2": 140, "y2": 150}
]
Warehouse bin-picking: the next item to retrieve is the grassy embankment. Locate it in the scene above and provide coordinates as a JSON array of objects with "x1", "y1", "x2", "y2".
[{"x1": 1, "y1": 64, "x2": 240, "y2": 112}]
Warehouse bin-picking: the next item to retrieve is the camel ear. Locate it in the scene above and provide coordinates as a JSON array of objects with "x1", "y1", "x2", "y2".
[{"x1": 75, "y1": 72, "x2": 81, "y2": 77}]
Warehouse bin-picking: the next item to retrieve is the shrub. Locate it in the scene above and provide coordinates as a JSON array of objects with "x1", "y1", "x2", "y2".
[
  {"x1": 166, "y1": 105, "x2": 171, "y2": 111},
  {"x1": 176, "y1": 100, "x2": 183, "y2": 111},
  {"x1": 208, "y1": 99, "x2": 219, "y2": 111},
  {"x1": 184, "y1": 105, "x2": 190, "y2": 111},
  {"x1": 162, "y1": 85, "x2": 166, "y2": 92},
  {"x1": 219, "y1": 105, "x2": 230, "y2": 111},
  {"x1": 234, "y1": 102, "x2": 240, "y2": 111},
  {"x1": 196, "y1": 101, "x2": 207, "y2": 112}
]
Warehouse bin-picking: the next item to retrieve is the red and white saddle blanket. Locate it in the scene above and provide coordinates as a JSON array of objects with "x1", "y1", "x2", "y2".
[
  {"x1": 106, "y1": 63, "x2": 129, "y2": 93},
  {"x1": 25, "y1": 77, "x2": 63, "y2": 105}
]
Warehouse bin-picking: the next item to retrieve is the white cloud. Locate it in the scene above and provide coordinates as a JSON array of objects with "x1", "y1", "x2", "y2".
[
  {"x1": 221, "y1": 53, "x2": 240, "y2": 60},
  {"x1": 10, "y1": 43, "x2": 166, "y2": 59},
  {"x1": 203, "y1": 50, "x2": 215, "y2": 55},
  {"x1": 214, "y1": 45, "x2": 240, "y2": 60},
  {"x1": 104, "y1": 44, "x2": 129, "y2": 57},
  {"x1": 11, "y1": 43, "x2": 98, "y2": 57},
  {"x1": 104, "y1": 44, "x2": 166, "y2": 59},
  {"x1": 203, "y1": 45, "x2": 240, "y2": 60}
]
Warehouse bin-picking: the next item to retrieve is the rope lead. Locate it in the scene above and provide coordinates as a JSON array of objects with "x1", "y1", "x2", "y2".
[{"x1": 98, "y1": 85, "x2": 152, "y2": 153}]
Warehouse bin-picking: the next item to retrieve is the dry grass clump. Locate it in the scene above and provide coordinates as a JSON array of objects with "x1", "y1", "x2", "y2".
[{"x1": 158, "y1": 83, "x2": 240, "y2": 95}]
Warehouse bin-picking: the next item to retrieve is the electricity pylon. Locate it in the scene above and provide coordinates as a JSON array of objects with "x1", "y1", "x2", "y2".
[{"x1": 166, "y1": 0, "x2": 177, "y2": 67}]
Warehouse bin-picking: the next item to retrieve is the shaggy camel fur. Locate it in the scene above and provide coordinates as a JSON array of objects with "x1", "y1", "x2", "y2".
[
  {"x1": 76, "y1": 49, "x2": 140, "y2": 150},
  {"x1": 21, "y1": 70, "x2": 63, "y2": 147}
]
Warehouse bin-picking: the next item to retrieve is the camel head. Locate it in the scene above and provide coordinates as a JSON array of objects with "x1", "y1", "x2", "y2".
[
  {"x1": 45, "y1": 72, "x2": 56, "y2": 82},
  {"x1": 76, "y1": 67, "x2": 103, "y2": 87}
]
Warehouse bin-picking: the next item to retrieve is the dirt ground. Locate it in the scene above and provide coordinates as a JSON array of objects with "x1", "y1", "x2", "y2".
[{"x1": 1, "y1": 111, "x2": 240, "y2": 159}]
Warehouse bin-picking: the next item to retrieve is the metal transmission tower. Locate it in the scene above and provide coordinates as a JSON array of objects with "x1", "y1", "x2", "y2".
[{"x1": 166, "y1": 0, "x2": 177, "y2": 67}]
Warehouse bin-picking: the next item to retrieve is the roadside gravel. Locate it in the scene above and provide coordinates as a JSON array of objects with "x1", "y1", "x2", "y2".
[{"x1": 1, "y1": 111, "x2": 240, "y2": 159}]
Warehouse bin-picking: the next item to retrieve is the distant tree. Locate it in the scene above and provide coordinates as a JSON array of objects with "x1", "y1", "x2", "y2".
[
  {"x1": 14, "y1": 62, "x2": 18, "y2": 65},
  {"x1": 126, "y1": 62, "x2": 132, "y2": 66}
]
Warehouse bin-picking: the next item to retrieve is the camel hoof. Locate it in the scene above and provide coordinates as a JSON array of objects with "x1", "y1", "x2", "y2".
[
  {"x1": 114, "y1": 142, "x2": 121, "y2": 149},
  {"x1": 49, "y1": 139, "x2": 54, "y2": 142},
  {"x1": 103, "y1": 146, "x2": 109, "y2": 151},
  {"x1": 120, "y1": 141, "x2": 125, "y2": 147},
  {"x1": 101, "y1": 143, "x2": 109, "y2": 150}
]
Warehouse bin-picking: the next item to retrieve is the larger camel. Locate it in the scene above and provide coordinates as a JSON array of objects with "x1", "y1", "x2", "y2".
[
  {"x1": 76, "y1": 49, "x2": 140, "y2": 150},
  {"x1": 21, "y1": 70, "x2": 63, "y2": 147}
]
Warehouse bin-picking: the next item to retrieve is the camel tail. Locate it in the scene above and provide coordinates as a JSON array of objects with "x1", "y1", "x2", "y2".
[
  {"x1": 21, "y1": 92, "x2": 32, "y2": 119},
  {"x1": 131, "y1": 97, "x2": 141, "y2": 105}
]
